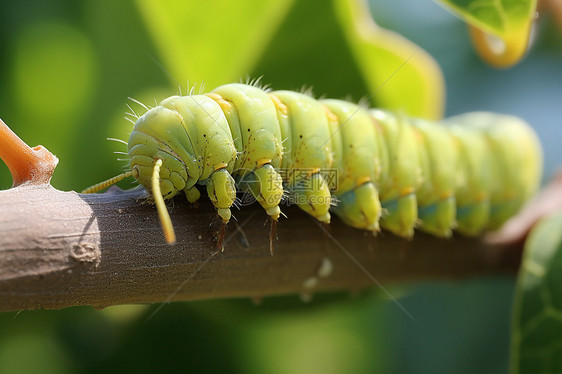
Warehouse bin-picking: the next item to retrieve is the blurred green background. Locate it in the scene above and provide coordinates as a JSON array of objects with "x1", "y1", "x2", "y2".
[{"x1": 0, "y1": 0, "x2": 561, "y2": 373}]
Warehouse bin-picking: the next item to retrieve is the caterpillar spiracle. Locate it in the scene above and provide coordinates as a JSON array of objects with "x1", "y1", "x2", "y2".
[{"x1": 82, "y1": 83, "x2": 543, "y2": 248}]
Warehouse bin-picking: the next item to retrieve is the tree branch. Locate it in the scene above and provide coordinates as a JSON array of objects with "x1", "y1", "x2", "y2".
[{"x1": 0, "y1": 185, "x2": 522, "y2": 312}]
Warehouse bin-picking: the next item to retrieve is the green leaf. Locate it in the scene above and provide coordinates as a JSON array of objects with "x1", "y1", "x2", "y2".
[
  {"x1": 511, "y1": 212, "x2": 562, "y2": 374},
  {"x1": 436, "y1": 0, "x2": 537, "y2": 67},
  {"x1": 334, "y1": 0, "x2": 444, "y2": 120},
  {"x1": 438, "y1": 0, "x2": 536, "y2": 35},
  {"x1": 135, "y1": 0, "x2": 444, "y2": 120},
  {"x1": 134, "y1": 0, "x2": 295, "y2": 89},
  {"x1": 11, "y1": 21, "x2": 97, "y2": 189}
]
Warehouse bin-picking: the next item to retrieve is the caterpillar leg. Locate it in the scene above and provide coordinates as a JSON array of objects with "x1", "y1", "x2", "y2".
[
  {"x1": 332, "y1": 182, "x2": 381, "y2": 233},
  {"x1": 239, "y1": 163, "x2": 284, "y2": 220},
  {"x1": 184, "y1": 185, "x2": 201, "y2": 204},
  {"x1": 380, "y1": 192, "x2": 417, "y2": 238},
  {"x1": 238, "y1": 163, "x2": 283, "y2": 255},
  {"x1": 290, "y1": 172, "x2": 332, "y2": 224},
  {"x1": 206, "y1": 169, "x2": 237, "y2": 250},
  {"x1": 418, "y1": 196, "x2": 456, "y2": 237},
  {"x1": 456, "y1": 201, "x2": 490, "y2": 235}
]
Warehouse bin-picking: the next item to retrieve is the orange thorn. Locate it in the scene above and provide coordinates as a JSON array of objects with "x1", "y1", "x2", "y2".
[{"x1": 0, "y1": 118, "x2": 58, "y2": 187}]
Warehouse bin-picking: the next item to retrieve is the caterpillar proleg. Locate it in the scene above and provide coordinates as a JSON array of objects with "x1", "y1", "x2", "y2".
[{"x1": 82, "y1": 83, "x2": 542, "y2": 248}]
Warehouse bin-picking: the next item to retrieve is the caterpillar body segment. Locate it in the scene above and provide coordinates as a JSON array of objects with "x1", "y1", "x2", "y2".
[
  {"x1": 321, "y1": 99, "x2": 384, "y2": 232},
  {"x1": 444, "y1": 112, "x2": 542, "y2": 230},
  {"x1": 446, "y1": 123, "x2": 494, "y2": 235},
  {"x1": 370, "y1": 110, "x2": 421, "y2": 238},
  {"x1": 208, "y1": 85, "x2": 284, "y2": 224},
  {"x1": 272, "y1": 91, "x2": 335, "y2": 223},
  {"x1": 82, "y1": 83, "x2": 542, "y2": 245},
  {"x1": 412, "y1": 118, "x2": 459, "y2": 237}
]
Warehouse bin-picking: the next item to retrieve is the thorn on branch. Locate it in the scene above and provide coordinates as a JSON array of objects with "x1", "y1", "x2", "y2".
[{"x1": 0, "y1": 118, "x2": 58, "y2": 187}]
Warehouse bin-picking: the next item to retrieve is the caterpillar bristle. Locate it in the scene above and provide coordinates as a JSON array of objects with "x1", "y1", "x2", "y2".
[
  {"x1": 128, "y1": 97, "x2": 150, "y2": 111},
  {"x1": 187, "y1": 81, "x2": 201, "y2": 96},
  {"x1": 244, "y1": 76, "x2": 270, "y2": 92},
  {"x1": 357, "y1": 96, "x2": 371, "y2": 109},
  {"x1": 107, "y1": 137, "x2": 128, "y2": 145},
  {"x1": 125, "y1": 104, "x2": 139, "y2": 119},
  {"x1": 298, "y1": 85, "x2": 315, "y2": 97},
  {"x1": 342, "y1": 94, "x2": 354, "y2": 103},
  {"x1": 124, "y1": 116, "x2": 136, "y2": 125},
  {"x1": 198, "y1": 82, "x2": 207, "y2": 95}
]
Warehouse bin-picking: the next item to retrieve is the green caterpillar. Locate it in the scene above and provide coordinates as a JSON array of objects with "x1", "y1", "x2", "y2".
[{"x1": 82, "y1": 83, "x2": 543, "y2": 246}]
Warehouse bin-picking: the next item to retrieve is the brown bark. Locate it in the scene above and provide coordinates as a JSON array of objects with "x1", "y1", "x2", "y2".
[{"x1": 0, "y1": 185, "x2": 522, "y2": 312}]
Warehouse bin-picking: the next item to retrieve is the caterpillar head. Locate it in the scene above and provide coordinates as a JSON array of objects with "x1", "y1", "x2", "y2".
[
  {"x1": 82, "y1": 95, "x2": 237, "y2": 245},
  {"x1": 128, "y1": 106, "x2": 200, "y2": 199},
  {"x1": 129, "y1": 96, "x2": 237, "y2": 244}
]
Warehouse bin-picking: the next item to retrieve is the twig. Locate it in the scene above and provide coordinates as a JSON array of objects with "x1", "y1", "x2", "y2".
[
  {"x1": 0, "y1": 117, "x2": 523, "y2": 312},
  {"x1": 0, "y1": 184, "x2": 522, "y2": 312}
]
